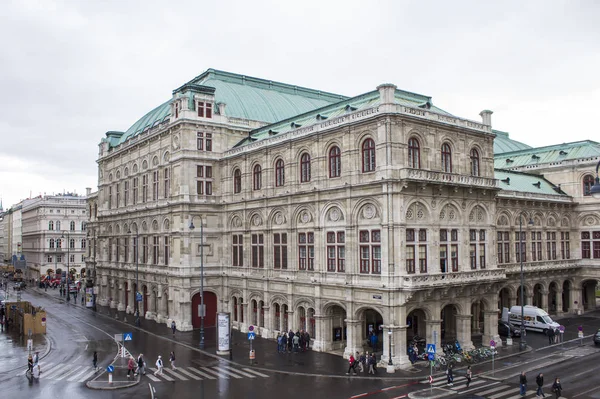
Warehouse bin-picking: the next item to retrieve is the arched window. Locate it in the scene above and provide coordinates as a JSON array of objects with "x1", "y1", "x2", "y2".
[
  {"x1": 300, "y1": 153, "x2": 311, "y2": 183},
  {"x1": 441, "y1": 143, "x2": 452, "y2": 173},
  {"x1": 70, "y1": 239, "x2": 75, "y2": 249},
  {"x1": 48, "y1": 221, "x2": 54, "y2": 231},
  {"x1": 329, "y1": 146, "x2": 341, "y2": 178},
  {"x1": 70, "y1": 221, "x2": 75, "y2": 231},
  {"x1": 49, "y1": 239, "x2": 55, "y2": 249},
  {"x1": 275, "y1": 159, "x2": 285, "y2": 187},
  {"x1": 253, "y1": 165, "x2": 262, "y2": 190},
  {"x1": 408, "y1": 138, "x2": 420, "y2": 168},
  {"x1": 56, "y1": 221, "x2": 61, "y2": 231},
  {"x1": 583, "y1": 174, "x2": 595, "y2": 196},
  {"x1": 470, "y1": 148, "x2": 480, "y2": 176},
  {"x1": 233, "y1": 169, "x2": 242, "y2": 194},
  {"x1": 362, "y1": 138, "x2": 376, "y2": 172}
]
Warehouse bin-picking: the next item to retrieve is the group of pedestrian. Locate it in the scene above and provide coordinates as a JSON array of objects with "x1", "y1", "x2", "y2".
[
  {"x1": 276, "y1": 330, "x2": 310, "y2": 353},
  {"x1": 345, "y1": 351, "x2": 378, "y2": 375},
  {"x1": 25, "y1": 351, "x2": 40, "y2": 378},
  {"x1": 546, "y1": 328, "x2": 561, "y2": 345},
  {"x1": 520, "y1": 371, "x2": 562, "y2": 398}
]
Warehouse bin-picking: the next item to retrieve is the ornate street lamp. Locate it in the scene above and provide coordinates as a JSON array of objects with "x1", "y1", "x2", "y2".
[
  {"x1": 590, "y1": 160, "x2": 600, "y2": 199},
  {"x1": 61, "y1": 231, "x2": 70, "y2": 302},
  {"x1": 127, "y1": 227, "x2": 140, "y2": 326},
  {"x1": 190, "y1": 216, "x2": 205, "y2": 349},
  {"x1": 519, "y1": 216, "x2": 534, "y2": 351}
]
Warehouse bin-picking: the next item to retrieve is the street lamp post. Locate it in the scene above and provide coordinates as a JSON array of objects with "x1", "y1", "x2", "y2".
[
  {"x1": 519, "y1": 216, "x2": 534, "y2": 351},
  {"x1": 189, "y1": 217, "x2": 205, "y2": 349},
  {"x1": 61, "y1": 231, "x2": 70, "y2": 302},
  {"x1": 127, "y1": 228, "x2": 140, "y2": 326},
  {"x1": 590, "y1": 160, "x2": 600, "y2": 199}
]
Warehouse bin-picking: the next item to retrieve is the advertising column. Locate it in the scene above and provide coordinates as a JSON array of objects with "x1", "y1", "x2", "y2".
[{"x1": 217, "y1": 312, "x2": 231, "y2": 355}]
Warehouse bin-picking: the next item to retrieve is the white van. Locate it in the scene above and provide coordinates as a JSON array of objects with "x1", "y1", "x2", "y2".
[{"x1": 507, "y1": 305, "x2": 560, "y2": 333}]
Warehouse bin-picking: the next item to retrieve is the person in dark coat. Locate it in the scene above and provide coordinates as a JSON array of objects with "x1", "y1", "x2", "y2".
[
  {"x1": 551, "y1": 377, "x2": 562, "y2": 399},
  {"x1": 536, "y1": 373, "x2": 545, "y2": 398},
  {"x1": 547, "y1": 328, "x2": 555, "y2": 345},
  {"x1": 287, "y1": 330, "x2": 294, "y2": 353},
  {"x1": 519, "y1": 371, "x2": 527, "y2": 396}
]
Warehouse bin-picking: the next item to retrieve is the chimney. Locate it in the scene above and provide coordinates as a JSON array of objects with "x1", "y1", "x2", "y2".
[
  {"x1": 86, "y1": 187, "x2": 91, "y2": 196},
  {"x1": 479, "y1": 110, "x2": 493, "y2": 126},
  {"x1": 377, "y1": 83, "x2": 397, "y2": 105},
  {"x1": 218, "y1": 102, "x2": 226, "y2": 116}
]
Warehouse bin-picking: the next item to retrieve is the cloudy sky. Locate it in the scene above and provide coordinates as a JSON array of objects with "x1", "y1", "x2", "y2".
[{"x1": 1, "y1": 0, "x2": 598, "y2": 209}]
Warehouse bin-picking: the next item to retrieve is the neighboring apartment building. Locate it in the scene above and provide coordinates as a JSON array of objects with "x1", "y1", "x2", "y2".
[
  {"x1": 22, "y1": 194, "x2": 88, "y2": 281},
  {"x1": 0, "y1": 211, "x2": 7, "y2": 264},
  {"x1": 88, "y1": 69, "x2": 600, "y2": 368}
]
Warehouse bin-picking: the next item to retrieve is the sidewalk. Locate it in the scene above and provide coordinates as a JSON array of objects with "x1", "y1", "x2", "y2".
[
  {"x1": 0, "y1": 328, "x2": 49, "y2": 374},
  {"x1": 34, "y1": 285, "x2": 527, "y2": 380}
]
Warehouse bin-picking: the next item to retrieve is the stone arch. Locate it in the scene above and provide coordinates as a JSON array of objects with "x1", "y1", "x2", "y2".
[
  {"x1": 468, "y1": 204, "x2": 488, "y2": 224},
  {"x1": 293, "y1": 297, "x2": 315, "y2": 310},
  {"x1": 355, "y1": 306, "x2": 384, "y2": 347},
  {"x1": 124, "y1": 167, "x2": 129, "y2": 177},
  {"x1": 577, "y1": 213, "x2": 600, "y2": 227},
  {"x1": 229, "y1": 288, "x2": 243, "y2": 299},
  {"x1": 440, "y1": 302, "x2": 461, "y2": 342},
  {"x1": 292, "y1": 205, "x2": 316, "y2": 227},
  {"x1": 152, "y1": 156, "x2": 159, "y2": 167},
  {"x1": 548, "y1": 281, "x2": 560, "y2": 313},
  {"x1": 406, "y1": 307, "x2": 428, "y2": 341},
  {"x1": 406, "y1": 129, "x2": 427, "y2": 147},
  {"x1": 561, "y1": 217, "x2": 570, "y2": 227},
  {"x1": 268, "y1": 207, "x2": 288, "y2": 229},
  {"x1": 108, "y1": 173, "x2": 113, "y2": 182},
  {"x1": 162, "y1": 218, "x2": 170, "y2": 231},
  {"x1": 405, "y1": 200, "x2": 431, "y2": 223},
  {"x1": 115, "y1": 224, "x2": 121, "y2": 234},
  {"x1": 581, "y1": 279, "x2": 598, "y2": 311},
  {"x1": 248, "y1": 291, "x2": 264, "y2": 304},
  {"x1": 107, "y1": 224, "x2": 113, "y2": 234},
  {"x1": 141, "y1": 220, "x2": 148, "y2": 232},
  {"x1": 248, "y1": 211, "x2": 264, "y2": 228},
  {"x1": 352, "y1": 197, "x2": 382, "y2": 224},
  {"x1": 163, "y1": 151, "x2": 170, "y2": 162},
  {"x1": 152, "y1": 219, "x2": 159, "y2": 231},
  {"x1": 532, "y1": 283, "x2": 545, "y2": 308},
  {"x1": 322, "y1": 300, "x2": 348, "y2": 314},
  {"x1": 116, "y1": 170, "x2": 121, "y2": 179},
  {"x1": 439, "y1": 202, "x2": 462, "y2": 224},
  {"x1": 354, "y1": 129, "x2": 377, "y2": 149},
  {"x1": 323, "y1": 138, "x2": 343, "y2": 156},
  {"x1": 132, "y1": 163, "x2": 139, "y2": 173},
  {"x1": 229, "y1": 213, "x2": 243, "y2": 230},
  {"x1": 270, "y1": 294, "x2": 288, "y2": 307},
  {"x1": 142, "y1": 159, "x2": 148, "y2": 170},
  {"x1": 321, "y1": 202, "x2": 346, "y2": 225}
]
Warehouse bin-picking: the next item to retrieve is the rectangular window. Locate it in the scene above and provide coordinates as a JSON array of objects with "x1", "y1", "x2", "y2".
[
  {"x1": 406, "y1": 229, "x2": 415, "y2": 242},
  {"x1": 198, "y1": 102, "x2": 213, "y2": 118},
  {"x1": 142, "y1": 236, "x2": 148, "y2": 263},
  {"x1": 57, "y1": 255, "x2": 62, "y2": 263},
  {"x1": 232, "y1": 234, "x2": 243, "y2": 266},
  {"x1": 298, "y1": 232, "x2": 314, "y2": 271},
  {"x1": 251, "y1": 234, "x2": 264, "y2": 268},
  {"x1": 197, "y1": 133, "x2": 204, "y2": 150},
  {"x1": 406, "y1": 245, "x2": 415, "y2": 274},
  {"x1": 451, "y1": 229, "x2": 458, "y2": 242},
  {"x1": 70, "y1": 254, "x2": 75, "y2": 263},
  {"x1": 116, "y1": 238, "x2": 120, "y2": 262},
  {"x1": 546, "y1": 232, "x2": 557, "y2": 260},
  {"x1": 197, "y1": 165, "x2": 204, "y2": 177},
  {"x1": 142, "y1": 174, "x2": 148, "y2": 202},
  {"x1": 205, "y1": 181, "x2": 213, "y2": 195},
  {"x1": 124, "y1": 181, "x2": 129, "y2": 206},
  {"x1": 133, "y1": 178, "x2": 138, "y2": 204},
  {"x1": 164, "y1": 168, "x2": 170, "y2": 198},
  {"x1": 560, "y1": 232, "x2": 570, "y2": 259},
  {"x1": 108, "y1": 238, "x2": 112, "y2": 262},
  {"x1": 274, "y1": 233, "x2": 288, "y2": 269},
  {"x1": 470, "y1": 244, "x2": 477, "y2": 269},
  {"x1": 582, "y1": 241, "x2": 591, "y2": 259},
  {"x1": 124, "y1": 237, "x2": 129, "y2": 263},
  {"x1": 47, "y1": 255, "x2": 53, "y2": 263},
  {"x1": 133, "y1": 237, "x2": 138, "y2": 263},
  {"x1": 326, "y1": 231, "x2": 345, "y2": 272},
  {"x1": 197, "y1": 132, "x2": 213, "y2": 151},
  {"x1": 359, "y1": 229, "x2": 381, "y2": 274},
  {"x1": 497, "y1": 231, "x2": 510, "y2": 264},
  {"x1": 479, "y1": 243, "x2": 486, "y2": 268},
  {"x1": 419, "y1": 229, "x2": 427, "y2": 242},
  {"x1": 450, "y1": 244, "x2": 458, "y2": 272},
  {"x1": 153, "y1": 171, "x2": 159, "y2": 200},
  {"x1": 419, "y1": 245, "x2": 427, "y2": 273},
  {"x1": 153, "y1": 236, "x2": 159, "y2": 264},
  {"x1": 108, "y1": 186, "x2": 112, "y2": 209},
  {"x1": 439, "y1": 245, "x2": 447, "y2": 273},
  {"x1": 206, "y1": 133, "x2": 212, "y2": 151},
  {"x1": 440, "y1": 229, "x2": 447, "y2": 242},
  {"x1": 594, "y1": 241, "x2": 600, "y2": 259},
  {"x1": 470, "y1": 229, "x2": 476, "y2": 242},
  {"x1": 116, "y1": 183, "x2": 120, "y2": 207},
  {"x1": 197, "y1": 180, "x2": 204, "y2": 195},
  {"x1": 164, "y1": 236, "x2": 169, "y2": 265},
  {"x1": 205, "y1": 166, "x2": 212, "y2": 178}
]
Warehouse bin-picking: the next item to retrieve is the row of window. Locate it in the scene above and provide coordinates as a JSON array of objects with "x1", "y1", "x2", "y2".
[
  {"x1": 231, "y1": 139, "x2": 482, "y2": 193},
  {"x1": 497, "y1": 231, "x2": 571, "y2": 263},
  {"x1": 108, "y1": 168, "x2": 171, "y2": 208},
  {"x1": 48, "y1": 221, "x2": 85, "y2": 231},
  {"x1": 46, "y1": 254, "x2": 83, "y2": 263},
  {"x1": 48, "y1": 238, "x2": 86, "y2": 249},
  {"x1": 174, "y1": 101, "x2": 213, "y2": 119},
  {"x1": 107, "y1": 236, "x2": 170, "y2": 265},
  {"x1": 581, "y1": 231, "x2": 600, "y2": 258}
]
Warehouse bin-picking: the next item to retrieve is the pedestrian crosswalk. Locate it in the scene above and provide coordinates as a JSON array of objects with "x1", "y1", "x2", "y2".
[
  {"x1": 28, "y1": 362, "x2": 100, "y2": 383},
  {"x1": 139, "y1": 365, "x2": 269, "y2": 383},
  {"x1": 418, "y1": 377, "x2": 551, "y2": 399}
]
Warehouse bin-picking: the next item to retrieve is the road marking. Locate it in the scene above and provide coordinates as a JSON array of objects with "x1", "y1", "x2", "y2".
[
  {"x1": 222, "y1": 366, "x2": 255, "y2": 378},
  {"x1": 176, "y1": 368, "x2": 202, "y2": 380},
  {"x1": 57, "y1": 365, "x2": 85, "y2": 380},
  {"x1": 145, "y1": 373, "x2": 161, "y2": 382},
  {"x1": 147, "y1": 368, "x2": 175, "y2": 381},
  {"x1": 390, "y1": 395, "x2": 407, "y2": 399},
  {"x1": 502, "y1": 392, "x2": 538, "y2": 399},
  {"x1": 163, "y1": 368, "x2": 188, "y2": 380},
  {"x1": 475, "y1": 384, "x2": 511, "y2": 396},
  {"x1": 455, "y1": 381, "x2": 500, "y2": 396},
  {"x1": 67, "y1": 368, "x2": 91, "y2": 382},
  {"x1": 198, "y1": 367, "x2": 227, "y2": 379},
  {"x1": 42, "y1": 364, "x2": 70, "y2": 379},
  {"x1": 187, "y1": 367, "x2": 216, "y2": 379},
  {"x1": 350, "y1": 394, "x2": 367, "y2": 399},
  {"x1": 213, "y1": 367, "x2": 243, "y2": 379},
  {"x1": 241, "y1": 368, "x2": 269, "y2": 378},
  {"x1": 77, "y1": 369, "x2": 99, "y2": 382}
]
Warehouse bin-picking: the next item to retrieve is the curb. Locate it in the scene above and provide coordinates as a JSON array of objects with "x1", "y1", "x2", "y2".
[
  {"x1": 86, "y1": 335, "x2": 140, "y2": 390},
  {"x1": 0, "y1": 318, "x2": 53, "y2": 376}
]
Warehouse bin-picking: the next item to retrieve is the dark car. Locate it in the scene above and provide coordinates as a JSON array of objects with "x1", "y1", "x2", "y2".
[
  {"x1": 13, "y1": 281, "x2": 26, "y2": 290},
  {"x1": 498, "y1": 320, "x2": 521, "y2": 337},
  {"x1": 593, "y1": 329, "x2": 600, "y2": 345}
]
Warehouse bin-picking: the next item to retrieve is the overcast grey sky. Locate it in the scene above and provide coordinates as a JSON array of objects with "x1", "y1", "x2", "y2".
[{"x1": 1, "y1": 0, "x2": 598, "y2": 209}]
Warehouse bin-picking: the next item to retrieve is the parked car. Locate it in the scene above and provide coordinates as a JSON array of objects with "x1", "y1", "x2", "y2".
[
  {"x1": 498, "y1": 320, "x2": 521, "y2": 337},
  {"x1": 13, "y1": 282, "x2": 26, "y2": 290},
  {"x1": 593, "y1": 329, "x2": 600, "y2": 346}
]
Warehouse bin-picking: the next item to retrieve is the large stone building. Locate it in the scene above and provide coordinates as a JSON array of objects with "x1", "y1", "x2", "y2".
[
  {"x1": 22, "y1": 194, "x2": 88, "y2": 280},
  {"x1": 89, "y1": 69, "x2": 600, "y2": 368}
]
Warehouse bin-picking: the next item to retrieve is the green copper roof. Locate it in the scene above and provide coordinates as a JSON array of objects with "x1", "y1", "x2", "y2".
[
  {"x1": 234, "y1": 88, "x2": 453, "y2": 148},
  {"x1": 494, "y1": 140, "x2": 600, "y2": 169},
  {"x1": 495, "y1": 169, "x2": 566, "y2": 196},
  {"x1": 493, "y1": 130, "x2": 532, "y2": 154},
  {"x1": 116, "y1": 69, "x2": 348, "y2": 146}
]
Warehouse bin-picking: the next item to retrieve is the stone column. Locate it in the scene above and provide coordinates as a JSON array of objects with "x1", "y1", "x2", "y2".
[
  {"x1": 262, "y1": 306, "x2": 271, "y2": 338},
  {"x1": 391, "y1": 325, "x2": 411, "y2": 369},
  {"x1": 343, "y1": 319, "x2": 361, "y2": 359},
  {"x1": 240, "y1": 302, "x2": 249, "y2": 332},
  {"x1": 117, "y1": 282, "x2": 126, "y2": 311},
  {"x1": 109, "y1": 281, "x2": 118, "y2": 309},
  {"x1": 541, "y1": 290, "x2": 549, "y2": 313},
  {"x1": 145, "y1": 290, "x2": 156, "y2": 320},
  {"x1": 556, "y1": 290, "x2": 564, "y2": 317},
  {"x1": 525, "y1": 293, "x2": 533, "y2": 307},
  {"x1": 571, "y1": 288, "x2": 583, "y2": 314},
  {"x1": 483, "y1": 310, "x2": 501, "y2": 347},
  {"x1": 455, "y1": 314, "x2": 474, "y2": 350},
  {"x1": 312, "y1": 315, "x2": 330, "y2": 352},
  {"x1": 508, "y1": 293, "x2": 517, "y2": 308},
  {"x1": 425, "y1": 319, "x2": 443, "y2": 355}
]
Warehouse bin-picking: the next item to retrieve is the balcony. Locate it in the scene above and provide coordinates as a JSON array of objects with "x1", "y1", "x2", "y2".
[
  {"x1": 501, "y1": 259, "x2": 580, "y2": 274},
  {"x1": 400, "y1": 169, "x2": 498, "y2": 189},
  {"x1": 400, "y1": 268, "x2": 506, "y2": 289}
]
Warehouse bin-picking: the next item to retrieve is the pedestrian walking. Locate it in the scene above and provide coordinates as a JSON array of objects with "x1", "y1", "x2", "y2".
[
  {"x1": 93, "y1": 351, "x2": 98, "y2": 371},
  {"x1": 127, "y1": 356, "x2": 136, "y2": 378},
  {"x1": 465, "y1": 365, "x2": 472, "y2": 388},
  {"x1": 551, "y1": 378, "x2": 562, "y2": 399},
  {"x1": 154, "y1": 356, "x2": 164, "y2": 376},
  {"x1": 27, "y1": 355, "x2": 33, "y2": 374},
  {"x1": 547, "y1": 328, "x2": 555, "y2": 345},
  {"x1": 446, "y1": 364, "x2": 454, "y2": 386},
  {"x1": 358, "y1": 352, "x2": 365, "y2": 373},
  {"x1": 287, "y1": 330, "x2": 294, "y2": 353},
  {"x1": 276, "y1": 333, "x2": 282, "y2": 353},
  {"x1": 292, "y1": 333, "x2": 300, "y2": 353},
  {"x1": 281, "y1": 333, "x2": 288, "y2": 353},
  {"x1": 519, "y1": 371, "x2": 527, "y2": 396},
  {"x1": 33, "y1": 351, "x2": 40, "y2": 374},
  {"x1": 346, "y1": 353, "x2": 357, "y2": 375},
  {"x1": 136, "y1": 354, "x2": 146, "y2": 375},
  {"x1": 370, "y1": 353, "x2": 378, "y2": 374},
  {"x1": 370, "y1": 332, "x2": 378, "y2": 352},
  {"x1": 171, "y1": 321, "x2": 176, "y2": 336},
  {"x1": 536, "y1": 373, "x2": 545, "y2": 398},
  {"x1": 304, "y1": 330, "x2": 310, "y2": 351},
  {"x1": 169, "y1": 351, "x2": 176, "y2": 370}
]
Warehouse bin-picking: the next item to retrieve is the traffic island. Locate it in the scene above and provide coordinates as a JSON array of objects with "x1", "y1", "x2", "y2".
[
  {"x1": 408, "y1": 386, "x2": 453, "y2": 399},
  {"x1": 86, "y1": 365, "x2": 140, "y2": 390}
]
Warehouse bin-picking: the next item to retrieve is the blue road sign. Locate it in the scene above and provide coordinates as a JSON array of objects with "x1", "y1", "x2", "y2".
[
  {"x1": 136, "y1": 292, "x2": 143, "y2": 302},
  {"x1": 428, "y1": 353, "x2": 435, "y2": 361},
  {"x1": 124, "y1": 332, "x2": 133, "y2": 341},
  {"x1": 107, "y1": 365, "x2": 114, "y2": 373},
  {"x1": 247, "y1": 331, "x2": 256, "y2": 340},
  {"x1": 426, "y1": 344, "x2": 436, "y2": 354}
]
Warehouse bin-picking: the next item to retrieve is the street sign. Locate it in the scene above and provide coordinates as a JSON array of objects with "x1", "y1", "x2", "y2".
[
  {"x1": 198, "y1": 304, "x2": 206, "y2": 317},
  {"x1": 428, "y1": 353, "x2": 434, "y2": 361},
  {"x1": 136, "y1": 292, "x2": 143, "y2": 302},
  {"x1": 559, "y1": 325, "x2": 565, "y2": 333},
  {"x1": 124, "y1": 332, "x2": 133, "y2": 341},
  {"x1": 106, "y1": 365, "x2": 114, "y2": 373},
  {"x1": 428, "y1": 375, "x2": 433, "y2": 383},
  {"x1": 426, "y1": 344, "x2": 436, "y2": 354},
  {"x1": 578, "y1": 331, "x2": 584, "y2": 338},
  {"x1": 248, "y1": 331, "x2": 256, "y2": 340},
  {"x1": 490, "y1": 339, "x2": 496, "y2": 348},
  {"x1": 248, "y1": 325, "x2": 254, "y2": 332},
  {"x1": 114, "y1": 334, "x2": 123, "y2": 342}
]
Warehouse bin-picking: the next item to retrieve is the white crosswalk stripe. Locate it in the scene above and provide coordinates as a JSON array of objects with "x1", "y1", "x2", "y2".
[
  {"x1": 242, "y1": 368, "x2": 270, "y2": 378},
  {"x1": 163, "y1": 368, "x2": 188, "y2": 380},
  {"x1": 174, "y1": 368, "x2": 202, "y2": 380},
  {"x1": 417, "y1": 377, "x2": 543, "y2": 399},
  {"x1": 188, "y1": 367, "x2": 216, "y2": 379}
]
